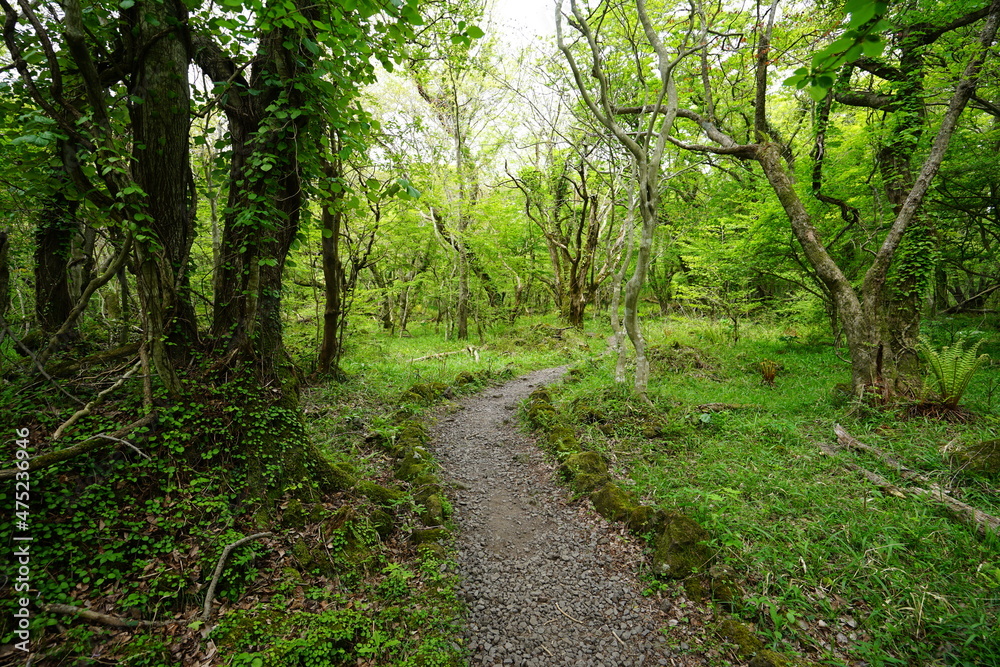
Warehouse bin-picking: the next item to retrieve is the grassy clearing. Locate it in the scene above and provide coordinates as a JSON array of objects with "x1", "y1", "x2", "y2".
[{"x1": 551, "y1": 315, "x2": 1000, "y2": 666}]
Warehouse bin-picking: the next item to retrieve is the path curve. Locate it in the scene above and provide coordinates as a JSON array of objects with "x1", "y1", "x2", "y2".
[{"x1": 431, "y1": 367, "x2": 712, "y2": 667}]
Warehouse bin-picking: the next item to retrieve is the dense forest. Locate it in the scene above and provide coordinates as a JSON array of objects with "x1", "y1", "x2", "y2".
[{"x1": 1, "y1": 0, "x2": 999, "y2": 664}]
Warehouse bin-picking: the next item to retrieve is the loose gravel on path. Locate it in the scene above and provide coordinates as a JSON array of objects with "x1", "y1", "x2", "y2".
[{"x1": 430, "y1": 367, "x2": 722, "y2": 667}]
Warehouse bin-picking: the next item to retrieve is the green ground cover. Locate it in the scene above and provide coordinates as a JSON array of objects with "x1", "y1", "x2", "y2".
[{"x1": 546, "y1": 315, "x2": 1000, "y2": 666}]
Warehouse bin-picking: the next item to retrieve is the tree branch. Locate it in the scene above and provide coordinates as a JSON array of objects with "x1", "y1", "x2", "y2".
[{"x1": 0, "y1": 412, "x2": 157, "y2": 481}]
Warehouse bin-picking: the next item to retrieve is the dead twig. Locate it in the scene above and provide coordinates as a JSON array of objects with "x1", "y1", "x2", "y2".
[
  {"x1": 0, "y1": 317, "x2": 84, "y2": 406},
  {"x1": 555, "y1": 602, "x2": 584, "y2": 624},
  {"x1": 41, "y1": 532, "x2": 272, "y2": 631},
  {"x1": 611, "y1": 629, "x2": 627, "y2": 646},
  {"x1": 53, "y1": 359, "x2": 142, "y2": 440},
  {"x1": 0, "y1": 413, "x2": 157, "y2": 481}
]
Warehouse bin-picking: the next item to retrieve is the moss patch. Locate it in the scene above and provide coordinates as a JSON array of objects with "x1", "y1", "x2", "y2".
[
  {"x1": 716, "y1": 618, "x2": 764, "y2": 655},
  {"x1": 410, "y1": 528, "x2": 450, "y2": 544},
  {"x1": 560, "y1": 451, "x2": 610, "y2": 493},
  {"x1": 547, "y1": 425, "x2": 580, "y2": 459},
  {"x1": 590, "y1": 483, "x2": 639, "y2": 522},
  {"x1": 650, "y1": 512, "x2": 712, "y2": 579},
  {"x1": 395, "y1": 446, "x2": 431, "y2": 482},
  {"x1": 402, "y1": 382, "x2": 451, "y2": 405}
]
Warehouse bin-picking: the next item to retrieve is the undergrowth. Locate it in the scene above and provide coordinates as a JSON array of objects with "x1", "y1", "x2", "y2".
[
  {"x1": 0, "y1": 315, "x2": 575, "y2": 665},
  {"x1": 551, "y1": 315, "x2": 1000, "y2": 666}
]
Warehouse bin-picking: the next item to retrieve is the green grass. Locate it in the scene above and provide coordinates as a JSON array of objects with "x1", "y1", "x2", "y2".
[{"x1": 550, "y1": 314, "x2": 1000, "y2": 666}]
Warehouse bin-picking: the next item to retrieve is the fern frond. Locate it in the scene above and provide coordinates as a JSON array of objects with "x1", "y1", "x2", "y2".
[{"x1": 918, "y1": 335, "x2": 990, "y2": 408}]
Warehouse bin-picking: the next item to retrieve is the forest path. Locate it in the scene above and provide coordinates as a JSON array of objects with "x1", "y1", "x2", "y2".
[{"x1": 429, "y1": 367, "x2": 718, "y2": 667}]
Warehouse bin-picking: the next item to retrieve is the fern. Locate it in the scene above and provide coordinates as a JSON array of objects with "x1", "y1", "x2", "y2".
[{"x1": 917, "y1": 335, "x2": 990, "y2": 408}]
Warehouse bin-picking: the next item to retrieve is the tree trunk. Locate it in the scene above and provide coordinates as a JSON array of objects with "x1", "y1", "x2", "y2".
[
  {"x1": 317, "y1": 196, "x2": 345, "y2": 376},
  {"x1": 125, "y1": 0, "x2": 198, "y2": 396},
  {"x1": 34, "y1": 187, "x2": 76, "y2": 333},
  {"x1": 195, "y1": 25, "x2": 307, "y2": 384},
  {"x1": 317, "y1": 144, "x2": 346, "y2": 377},
  {"x1": 611, "y1": 187, "x2": 637, "y2": 384},
  {"x1": 0, "y1": 231, "x2": 9, "y2": 318}
]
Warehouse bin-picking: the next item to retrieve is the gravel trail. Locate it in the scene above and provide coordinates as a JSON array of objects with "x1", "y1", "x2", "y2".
[{"x1": 431, "y1": 367, "x2": 714, "y2": 667}]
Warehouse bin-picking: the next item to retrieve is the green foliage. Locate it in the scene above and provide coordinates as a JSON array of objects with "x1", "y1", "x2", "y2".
[
  {"x1": 784, "y1": 0, "x2": 891, "y2": 101},
  {"x1": 918, "y1": 334, "x2": 990, "y2": 408}
]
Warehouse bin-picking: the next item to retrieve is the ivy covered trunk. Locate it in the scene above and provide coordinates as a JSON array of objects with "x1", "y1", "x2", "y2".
[
  {"x1": 34, "y1": 191, "x2": 76, "y2": 333},
  {"x1": 128, "y1": 0, "x2": 197, "y2": 396}
]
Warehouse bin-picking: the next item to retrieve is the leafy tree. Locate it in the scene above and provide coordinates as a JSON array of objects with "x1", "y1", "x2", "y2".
[
  {"x1": 0, "y1": 0, "x2": 424, "y2": 485},
  {"x1": 556, "y1": 0, "x2": 708, "y2": 398},
  {"x1": 662, "y1": 0, "x2": 1000, "y2": 397}
]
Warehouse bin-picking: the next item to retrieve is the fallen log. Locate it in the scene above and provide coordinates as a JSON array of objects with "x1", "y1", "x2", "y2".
[
  {"x1": 409, "y1": 346, "x2": 481, "y2": 363},
  {"x1": 819, "y1": 436, "x2": 1000, "y2": 537},
  {"x1": 834, "y1": 424, "x2": 941, "y2": 489},
  {"x1": 696, "y1": 403, "x2": 758, "y2": 412}
]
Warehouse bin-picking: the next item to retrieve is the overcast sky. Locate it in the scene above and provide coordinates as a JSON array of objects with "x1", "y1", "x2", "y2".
[{"x1": 490, "y1": 0, "x2": 556, "y2": 42}]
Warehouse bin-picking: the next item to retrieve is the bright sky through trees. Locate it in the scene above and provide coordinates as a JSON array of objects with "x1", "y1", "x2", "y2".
[{"x1": 491, "y1": 0, "x2": 556, "y2": 42}]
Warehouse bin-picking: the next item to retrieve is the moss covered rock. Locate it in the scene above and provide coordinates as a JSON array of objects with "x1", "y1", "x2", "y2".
[
  {"x1": 749, "y1": 650, "x2": 803, "y2": 667},
  {"x1": 651, "y1": 512, "x2": 712, "y2": 579},
  {"x1": 419, "y1": 493, "x2": 447, "y2": 526},
  {"x1": 454, "y1": 371, "x2": 477, "y2": 386},
  {"x1": 410, "y1": 527, "x2": 450, "y2": 544},
  {"x1": 412, "y1": 478, "x2": 443, "y2": 506},
  {"x1": 401, "y1": 382, "x2": 451, "y2": 405},
  {"x1": 398, "y1": 421, "x2": 430, "y2": 446},
  {"x1": 356, "y1": 480, "x2": 404, "y2": 506},
  {"x1": 716, "y1": 619, "x2": 764, "y2": 655},
  {"x1": 560, "y1": 451, "x2": 610, "y2": 493},
  {"x1": 627, "y1": 506, "x2": 666, "y2": 536},
  {"x1": 281, "y1": 498, "x2": 307, "y2": 529},
  {"x1": 395, "y1": 446, "x2": 430, "y2": 482},
  {"x1": 547, "y1": 425, "x2": 579, "y2": 459},
  {"x1": 590, "y1": 483, "x2": 639, "y2": 522},
  {"x1": 714, "y1": 620, "x2": 812, "y2": 667},
  {"x1": 369, "y1": 508, "x2": 395, "y2": 540}
]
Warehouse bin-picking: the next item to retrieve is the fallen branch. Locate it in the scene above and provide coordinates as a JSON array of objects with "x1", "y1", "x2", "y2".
[
  {"x1": 834, "y1": 424, "x2": 941, "y2": 489},
  {"x1": 42, "y1": 531, "x2": 274, "y2": 631},
  {"x1": 201, "y1": 532, "x2": 272, "y2": 622},
  {"x1": 819, "y1": 437, "x2": 1000, "y2": 537},
  {"x1": 0, "y1": 413, "x2": 157, "y2": 481},
  {"x1": 53, "y1": 359, "x2": 142, "y2": 440},
  {"x1": 696, "y1": 403, "x2": 757, "y2": 412},
  {"x1": 44, "y1": 341, "x2": 142, "y2": 377},
  {"x1": 42, "y1": 604, "x2": 178, "y2": 628},
  {"x1": 0, "y1": 317, "x2": 84, "y2": 406},
  {"x1": 408, "y1": 346, "x2": 482, "y2": 363}
]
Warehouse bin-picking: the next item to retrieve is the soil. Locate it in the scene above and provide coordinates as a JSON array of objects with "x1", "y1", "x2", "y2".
[{"x1": 430, "y1": 367, "x2": 738, "y2": 666}]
